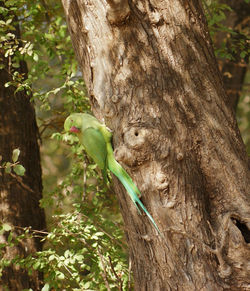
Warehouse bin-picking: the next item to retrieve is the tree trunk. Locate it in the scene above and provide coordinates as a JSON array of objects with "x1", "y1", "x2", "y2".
[
  {"x1": 0, "y1": 14, "x2": 46, "y2": 291},
  {"x1": 62, "y1": 1, "x2": 250, "y2": 290}
]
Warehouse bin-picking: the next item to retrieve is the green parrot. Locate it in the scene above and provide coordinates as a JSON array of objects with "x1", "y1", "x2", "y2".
[{"x1": 64, "y1": 113, "x2": 161, "y2": 235}]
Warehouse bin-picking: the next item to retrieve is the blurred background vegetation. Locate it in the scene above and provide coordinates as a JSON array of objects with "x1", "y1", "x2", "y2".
[{"x1": 0, "y1": 0, "x2": 249, "y2": 289}]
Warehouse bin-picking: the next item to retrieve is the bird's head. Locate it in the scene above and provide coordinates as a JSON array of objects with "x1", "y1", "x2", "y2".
[{"x1": 64, "y1": 114, "x2": 82, "y2": 134}]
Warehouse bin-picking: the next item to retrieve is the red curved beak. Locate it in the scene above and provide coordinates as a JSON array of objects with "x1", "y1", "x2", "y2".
[{"x1": 70, "y1": 126, "x2": 80, "y2": 133}]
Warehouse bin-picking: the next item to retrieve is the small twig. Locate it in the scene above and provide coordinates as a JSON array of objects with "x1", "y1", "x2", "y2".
[
  {"x1": 39, "y1": 118, "x2": 62, "y2": 136},
  {"x1": 0, "y1": 161, "x2": 19, "y2": 169},
  {"x1": 128, "y1": 257, "x2": 132, "y2": 290},
  {"x1": 108, "y1": 255, "x2": 123, "y2": 291},
  {"x1": 97, "y1": 248, "x2": 111, "y2": 291},
  {"x1": 14, "y1": 225, "x2": 48, "y2": 235},
  {"x1": 40, "y1": 0, "x2": 51, "y2": 24},
  {"x1": 82, "y1": 160, "x2": 87, "y2": 201},
  {"x1": 61, "y1": 260, "x2": 74, "y2": 277},
  {"x1": 9, "y1": 172, "x2": 35, "y2": 195}
]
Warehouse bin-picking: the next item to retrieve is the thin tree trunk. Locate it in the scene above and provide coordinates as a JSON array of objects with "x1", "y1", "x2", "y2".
[
  {"x1": 62, "y1": 1, "x2": 250, "y2": 290},
  {"x1": 0, "y1": 12, "x2": 46, "y2": 291}
]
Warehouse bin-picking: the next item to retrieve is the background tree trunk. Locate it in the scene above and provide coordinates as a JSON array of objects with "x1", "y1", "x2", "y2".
[
  {"x1": 216, "y1": 0, "x2": 249, "y2": 110},
  {"x1": 62, "y1": 1, "x2": 250, "y2": 290},
  {"x1": 0, "y1": 15, "x2": 46, "y2": 291}
]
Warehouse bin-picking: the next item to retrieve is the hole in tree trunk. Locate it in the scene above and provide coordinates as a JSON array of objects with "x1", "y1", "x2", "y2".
[{"x1": 231, "y1": 217, "x2": 250, "y2": 243}]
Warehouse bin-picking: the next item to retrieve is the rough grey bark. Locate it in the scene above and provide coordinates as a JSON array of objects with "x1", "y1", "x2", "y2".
[
  {"x1": 62, "y1": 0, "x2": 250, "y2": 290},
  {"x1": 0, "y1": 11, "x2": 46, "y2": 291}
]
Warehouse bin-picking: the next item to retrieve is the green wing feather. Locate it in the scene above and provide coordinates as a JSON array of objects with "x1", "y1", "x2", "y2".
[{"x1": 80, "y1": 127, "x2": 108, "y2": 183}]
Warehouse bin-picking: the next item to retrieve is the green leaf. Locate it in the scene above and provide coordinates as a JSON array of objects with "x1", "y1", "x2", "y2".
[
  {"x1": 5, "y1": 162, "x2": 12, "y2": 174},
  {"x1": 57, "y1": 272, "x2": 65, "y2": 280},
  {"x1": 5, "y1": 0, "x2": 19, "y2": 7},
  {"x1": 33, "y1": 261, "x2": 41, "y2": 270},
  {"x1": 33, "y1": 53, "x2": 39, "y2": 62},
  {"x1": 94, "y1": 231, "x2": 104, "y2": 237},
  {"x1": 12, "y1": 62, "x2": 20, "y2": 68},
  {"x1": 13, "y1": 164, "x2": 25, "y2": 176},
  {"x1": 52, "y1": 87, "x2": 61, "y2": 95},
  {"x1": 240, "y1": 51, "x2": 246, "y2": 58},
  {"x1": 64, "y1": 249, "x2": 71, "y2": 258},
  {"x1": 83, "y1": 282, "x2": 91, "y2": 289},
  {"x1": 41, "y1": 283, "x2": 50, "y2": 291},
  {"x1": 12, "y1": 148, "x2": 20, "y2": 162},
  {"x1": 7, "y1": 232, "x2": 13, "y2": 243},
  {"x1": 75, "y1": 254, "x2": 84, "y2": 261},
  {"x1": 0, "y1": 7, "x2": 8, "y2": 14},
  {"x1": 49, "y1": 255, "x2": 56, "y2": 262},
  {"x1": 2, "y1": 223, "x2": 12, "y2": 231},
  {"x1": 4, "y1": 82, "x2": 10, "y2": 88},
  {"x1": 6, "y1": 18, "x2": 12, "y2": 25}
]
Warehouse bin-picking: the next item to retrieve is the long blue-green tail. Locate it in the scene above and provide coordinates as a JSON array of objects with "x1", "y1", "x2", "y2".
[{"x1": 107, "y1": 147, "x2": 161, "y2": 235}]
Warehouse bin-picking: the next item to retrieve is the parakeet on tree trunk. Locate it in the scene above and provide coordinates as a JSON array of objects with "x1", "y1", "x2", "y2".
[{"x1": 64, "y1": 113, "x2": 161, "y2": 235}]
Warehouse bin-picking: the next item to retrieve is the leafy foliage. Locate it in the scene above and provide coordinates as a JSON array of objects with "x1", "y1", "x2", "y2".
[
  {"x1": 0, "y1": 148, "x2": 26, "y2": 176},
  {"x1": 203, "y1": 0, "x2": 250, "y2": 153},
  {"x1": 0, "y1": 207, "x2": 129, "y2": 290},
  {"x1": 203, "y1": 0, "x2": 249, "y2": 61},
  {"x1": 0, "y1": 0, "x2": 130, "y2": 290}
]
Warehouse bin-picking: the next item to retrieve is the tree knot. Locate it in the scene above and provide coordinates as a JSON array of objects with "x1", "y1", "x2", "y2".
[
  {"x1": 114, "y1": 127, "x2": 153, "y2": 166},
  {"x1": 106, "y1": 0, "x2": 130, "y2": 25}
]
